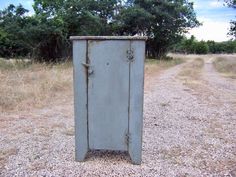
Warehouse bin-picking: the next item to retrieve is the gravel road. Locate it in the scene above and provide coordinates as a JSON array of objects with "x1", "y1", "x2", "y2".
[
  {"x1": 203, "y1": 57, "x2": 236, "y2": 104},
  {"x1": 1, "y1": 56, "x2": 236, "y2": 177}
]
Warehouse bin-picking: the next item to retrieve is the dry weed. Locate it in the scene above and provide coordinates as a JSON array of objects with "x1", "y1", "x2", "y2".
[
  {"x1": 213, "y1": 57, "x2": 236, "y2": 79},
  {"x1": 178, "y1": 58, "x2": 204, "y2": 87},
  {"x1": 62, "y1": 127, "x2": 75, "y2": 136},
  {"x1": 145, "y1": 57, "x2": 184, "y2": 90},
  {"x1": 0, "y1": 59, "x2": 73, "y2": 113},
  {"x1": 0, "y1": 57, "x2": 184, "y2": 113}
]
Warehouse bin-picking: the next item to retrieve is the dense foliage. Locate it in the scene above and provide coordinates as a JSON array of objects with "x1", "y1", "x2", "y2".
[
  {"x1": 172, "y1": 35, "x2": 236, "y2": 54},
  {"x1": 0, "y1": 0, "x2": 199, "y2": 61},
  {"x1": 0, "y1": 5, "x2": 30, "y2": 58},
  {"x1": 116, "y1": 0, "x2": 200, "y2": 58},
  {"x1": 225, "y1": 0, "x2": 236, "y2": 39}
]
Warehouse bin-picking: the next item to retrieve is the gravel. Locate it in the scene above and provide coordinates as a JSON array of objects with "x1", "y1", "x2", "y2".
[{"x1": 1, "y1": 58, "x2": 236, "y2": 177}]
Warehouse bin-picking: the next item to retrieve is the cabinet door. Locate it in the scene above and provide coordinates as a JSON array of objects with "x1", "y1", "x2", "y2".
[{"x1": 88, "y1": 40, "x2": 130, "y2": 151}]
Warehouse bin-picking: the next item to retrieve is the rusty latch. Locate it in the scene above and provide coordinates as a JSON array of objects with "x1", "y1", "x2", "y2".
[
  {"x1": 81, "y1": 62, "x2": 94, "y2": 76},
  {"x1": 126, "y1": 49, "x2": 134, "y2": 62},
  {"x1": 81, "y1": 62, "x2": 90, "y2": 68},
  {"x1": 125, "y1": 133, "x2": 131, "y2": 144}
]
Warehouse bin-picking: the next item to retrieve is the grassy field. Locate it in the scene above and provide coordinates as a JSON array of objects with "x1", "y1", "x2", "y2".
[
  {"x1": 0, "y1": 57, "x2": 184, "y2": 113},
  {"x1": 213, "y1": 56, "x2": 236, "y2": 79},
  {"x1": 0, "y1": 59, "x2": 73, "y2": 113},
  {"x1": 5, "y1": 55, "x2": 235, "y2": 113}
]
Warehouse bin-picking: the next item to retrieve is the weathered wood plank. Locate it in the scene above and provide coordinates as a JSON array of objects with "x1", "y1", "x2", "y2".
[
  {"x1": 88, "y1": 40, "x2": 129, "y2": 151},
  {"x1": 73, "y1": 40, "x2": 88, "y2": 161},
  {"x1": 70, "y1": 36, "x2": 147, "y2": 41},
  {"x1": 128, "y1": 40, "x2": 145, "y2": 164}
]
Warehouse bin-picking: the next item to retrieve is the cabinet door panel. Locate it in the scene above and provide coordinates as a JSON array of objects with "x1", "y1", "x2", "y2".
[{"x1": 88, "y1": 40, "x2": 130, "y2": 151}]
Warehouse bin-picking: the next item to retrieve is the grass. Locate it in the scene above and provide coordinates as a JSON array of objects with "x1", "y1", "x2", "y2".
[
  {"x1": 145, "y1": 57, "x2": 185, "y2": 90},
  {"x1": 62, "y1": 127, "x2": 75, "y2": 136},
  {"x1": 145, "y1": 57, "x2": 184, "y2": 76},
  {"x1": 178, "y1": 58, "x2": 204, "y2": 86},
  {"x1": 213, "y1": 57, "x2": 236, "y2": 79},
  {"x1": 0, "y1": 58, "x2": 31, "y2": 70},
  {"x1": 0, "y1": 57, "x2": 184, "y2": 113},
  {"x1": 145, "y1": 57, "x2": 184, "y2": 69},
  {"x1": 0, "y1": 58, "x2": 73, "y2": 113}
]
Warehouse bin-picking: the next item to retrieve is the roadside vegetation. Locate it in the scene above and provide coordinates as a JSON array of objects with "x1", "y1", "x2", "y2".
[
  {"x1": 213, "y1": 57, "x2": 236, "y2": 79},
  {"x1": 145, "y1": 57, "x2": 184, "y2": 72},
  {"x1": 145, "y1": 57, "x2": 185, "y2": 90},
  {"x1": 0, "y1": 57, "x2": 184, "y2": 113},
  {"x1": 0, "y1": 58, "x2": 73, "y2": 113},
  {"x1": 172, "y1": 35, "x2": 236, "y2": 54}
]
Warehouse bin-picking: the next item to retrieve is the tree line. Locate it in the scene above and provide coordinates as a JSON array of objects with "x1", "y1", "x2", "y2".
[
  {"x1": 0, "y1": 0, "x2": 235, "y2": 61},
  {"x1": 0, "y1": 0, "x2": 200, "y2": 61},
  {"x1": 174, "y1": 0, "x2": 236, "y2": 55},
  {"x1": 172, "y1": 35, "x2": 236, "y2": 54}
]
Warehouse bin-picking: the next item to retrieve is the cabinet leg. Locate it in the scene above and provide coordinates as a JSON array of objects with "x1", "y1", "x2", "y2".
[
  {"x1": 75, "y1": 147, "x2": 88, "y2": 162},
  {"x1": 129, "y1": 150, "x2": 142, "y2": 165}
]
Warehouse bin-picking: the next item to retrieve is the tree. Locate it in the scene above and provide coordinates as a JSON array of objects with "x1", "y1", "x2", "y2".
[
  {"x1": 33, "y1": 0, "x2": 120, "y2": 36},
  {"x1": 0, "y1": 4, "x2": 31, "y2": 58},
  {"x1": 225, "y1": 0, "x2": 236, "y2": 39},
  {"x1": 172, "y1": 35, "x2": 236, "y2": 54},
  {"x1": 224, "y1": 0, "x2": 236, "y2": 8},
  {"x1": 31, "y1": 0, "x2": 121, "y2": 61},
  {"x1": 0, "y1": 0, "x2": 201, "y2": 61},
  {"x1": 1, "y1": 1, "x2": 122, "y2": 60},
  {"x1": 115, "y1": 0, "x2": 200, "y2": 58},
  {"x1": 207, "y1": 40, "x2": 217, "y2": 53},
  {"x1": 182, "y1": 35, "x2": 197, "y2": 54},
  {"x1": 228, "y1": 21, "x2": 236, "y2": 38},
  {"x1": 195, "y1": 41, "x2": 209, "y2": 54}
]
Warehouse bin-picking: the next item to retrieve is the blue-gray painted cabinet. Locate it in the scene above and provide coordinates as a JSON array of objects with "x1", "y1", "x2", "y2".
[{"x1": 70, "y1": 36, "x2": 147, "y2": 164}]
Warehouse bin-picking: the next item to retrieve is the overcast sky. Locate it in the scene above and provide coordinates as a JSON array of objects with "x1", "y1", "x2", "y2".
[{"x1": 0, "y1": 0, "x2": 235, "y2": 42}]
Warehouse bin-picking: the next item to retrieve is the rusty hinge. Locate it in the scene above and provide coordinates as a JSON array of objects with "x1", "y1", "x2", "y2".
[
  {"x1": 126, "y1": 49, "x2": 134, "y2": 62},
  {"x1": 125, "y1": 133, "x2": 131, "y2": 145}
]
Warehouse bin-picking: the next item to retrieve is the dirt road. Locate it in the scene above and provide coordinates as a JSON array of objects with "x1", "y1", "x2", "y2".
[{"x1": 1, "y1": 56, "x2": 236, "y2": 176}]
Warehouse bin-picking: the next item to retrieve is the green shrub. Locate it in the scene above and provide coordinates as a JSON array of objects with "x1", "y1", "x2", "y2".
[{"x1": 195, "y1": 41, "x2": 209, "y2": 54}]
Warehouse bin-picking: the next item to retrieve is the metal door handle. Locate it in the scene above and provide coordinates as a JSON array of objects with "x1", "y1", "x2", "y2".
[
  {"x1": 81, "y1": 62, "x2": 90, "y2": 68},
  {"x1": 81, "y1": 62, "x2": 94, "y2": 76}
]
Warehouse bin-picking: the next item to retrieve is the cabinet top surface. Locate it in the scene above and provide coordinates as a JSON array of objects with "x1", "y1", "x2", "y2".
[{"x1": 70, "y1": 36, "x2": 147, "y2": 41}]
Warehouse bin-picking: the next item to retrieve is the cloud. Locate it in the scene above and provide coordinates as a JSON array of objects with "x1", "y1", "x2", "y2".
[
  {"x1": 209, "y1": 1, "x2": 224, "y2": 8},
  {"x1": 191, "y1": 0, "x2": 223, "y2": 10},
  {"x1": 188, "y1": 17, "x2": 231, "y2": 42},
  {"x1": 187, "y1": 0, "x2": 234, "y2": 41},
  {"x1": 25, "y1": 0, "x2": 33, "y2": 4}
]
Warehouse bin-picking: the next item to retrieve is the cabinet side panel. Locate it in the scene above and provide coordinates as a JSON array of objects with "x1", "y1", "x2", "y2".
[
  {"x1": 73, "y1": 40, "x2": 88, "y2": 161},
  {"x1": 129, "y1": 40, "x2": 145, "y2": 164}
]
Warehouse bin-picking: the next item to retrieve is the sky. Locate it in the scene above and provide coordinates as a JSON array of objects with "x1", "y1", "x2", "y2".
[
  {"x1": 188, "y1": 0, "x2": 235, "y2": 41},
  {"x1": 0, "y1": 0, "x2": 235, "y2": 42},
  {"x1": 0, "y1": 0, "x2": 34, "y2": 14}
]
